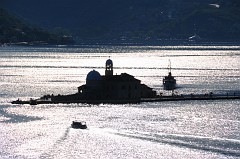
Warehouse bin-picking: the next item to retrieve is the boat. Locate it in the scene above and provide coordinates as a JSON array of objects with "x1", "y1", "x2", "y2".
[
  {"x1": 71, "y1": 121, "x2": 87, "y2": 129},
  {"x1": 30, "y1": 99, "x2": 37, "y2": 105},
  {"x1": 188, "y1": 33, "x2": 201, "y2": 41},
  {"x1": 163, "y1": 60, "x2": 176, "y2": 90}
]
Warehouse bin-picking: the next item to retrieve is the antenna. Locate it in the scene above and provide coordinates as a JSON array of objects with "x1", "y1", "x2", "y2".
[{"x1": 168, "y1": 59, "x2": 171, "y2": 73}]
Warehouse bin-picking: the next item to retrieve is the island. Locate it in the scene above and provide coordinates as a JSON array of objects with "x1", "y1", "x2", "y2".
[{"x1": 11, "y1": 58, "x2": 240, "y2": 105}]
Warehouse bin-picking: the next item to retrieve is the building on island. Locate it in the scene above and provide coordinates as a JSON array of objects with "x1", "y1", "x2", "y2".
[{"x1": 51, "y1": 58, "x2": 157, "y2": 103}]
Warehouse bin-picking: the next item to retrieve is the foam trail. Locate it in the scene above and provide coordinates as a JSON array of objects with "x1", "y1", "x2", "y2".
[
  {"x1": 113, "y1": 130, "x2": 240, "y2": 157},
  {"x1": 40, "y1": 127, "x2": 71, "y2": 158}
]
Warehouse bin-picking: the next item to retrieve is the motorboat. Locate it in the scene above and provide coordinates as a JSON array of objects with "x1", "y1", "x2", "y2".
[{"x1": 71, "y1": 121, "x2": 87, "y2": 129}]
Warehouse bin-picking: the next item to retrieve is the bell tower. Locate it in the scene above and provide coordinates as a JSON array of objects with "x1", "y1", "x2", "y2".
[{"x1": 105, "y1": 58, "x2": 113, "y2": 76}]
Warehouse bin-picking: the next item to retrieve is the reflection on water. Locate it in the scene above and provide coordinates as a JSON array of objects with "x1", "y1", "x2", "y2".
[
  {"x1": 0, "y1": 45, "x2": 239, "y2": 159},
  {"x1": 0, "y1": 105, "x2": 42, "y2": 123}
]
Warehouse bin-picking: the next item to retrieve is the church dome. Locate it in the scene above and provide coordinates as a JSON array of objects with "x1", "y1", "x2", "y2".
[
  {"x1": 106, "y1": 59, "x2": 113, "y2": 65},
  {"x1": 86, "y1": 70, "x2": 102, "y2": 81}
]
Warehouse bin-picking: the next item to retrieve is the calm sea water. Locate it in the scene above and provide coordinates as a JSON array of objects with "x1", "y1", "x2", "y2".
[{"x1": 0, "y1": 45, "x2": 239, "y2": 159}]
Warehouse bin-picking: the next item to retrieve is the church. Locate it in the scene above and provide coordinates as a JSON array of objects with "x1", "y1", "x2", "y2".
[{"x1": 51, "y1": 58, "x2": 157, "y2": 103}]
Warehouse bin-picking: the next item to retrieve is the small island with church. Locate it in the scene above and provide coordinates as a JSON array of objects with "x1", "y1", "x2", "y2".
[
  {"x1": 12, "y1": 58, "x2": 240, "y2": 105},
  {"x1": 13, "y1": 58, "x2": 158, "y2": 104},
  {"x1": 48, "y1": 58, "x2": 158, "y2": 104}
]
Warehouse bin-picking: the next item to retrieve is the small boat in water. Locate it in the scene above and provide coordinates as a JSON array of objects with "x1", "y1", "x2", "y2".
[
  {"x1": 30, "y1": 99, "x2": 37, "y2": 105},
  {"x1": 163, "y1": 60, "x2": 176, "y2": 90},
  {"x1": 71, "y1": 121, "x2": 87, "y2": 129}
]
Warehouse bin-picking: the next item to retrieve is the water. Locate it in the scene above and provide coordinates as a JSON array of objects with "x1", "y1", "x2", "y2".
[{"x1": 0, "y1": 45, "x2": 239, "y2": 159}]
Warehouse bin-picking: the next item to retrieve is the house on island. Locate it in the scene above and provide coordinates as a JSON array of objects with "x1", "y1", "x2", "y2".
[{"x1": 51, "y1": 58, "x2": 157, "y2": 104}]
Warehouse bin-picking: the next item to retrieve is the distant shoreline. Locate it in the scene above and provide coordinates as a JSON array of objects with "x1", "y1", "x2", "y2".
[
  {"x1": 75, "y1": 39, "x2": 240, "y2": 46},
  {"x1": 4, "y1": 39, "x2": 240, "y2": 48}
]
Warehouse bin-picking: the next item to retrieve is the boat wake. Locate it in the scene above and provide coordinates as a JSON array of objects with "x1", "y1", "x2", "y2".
[
  {"x1": 40, "y1": 127, "x2": 71, "y2": 158},
  {"x1": 113, "y1": 130, "x2": 240, "y2": 157}
]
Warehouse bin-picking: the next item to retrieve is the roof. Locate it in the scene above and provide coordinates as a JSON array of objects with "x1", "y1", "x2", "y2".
[
  {"x1": 106, "y1": 59, "x2": 113, "y2": 65},
  {"x1": 102, "y1": 73, "x2": 141, "y2": 82},
  {"x1": 86, "y1": 70, "x2": 102, "y2": 81}
]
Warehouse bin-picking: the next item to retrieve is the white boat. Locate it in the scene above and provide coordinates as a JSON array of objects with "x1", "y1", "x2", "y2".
[{"x1": 188, "y1": 33, "x2": 201, "y2": 41}]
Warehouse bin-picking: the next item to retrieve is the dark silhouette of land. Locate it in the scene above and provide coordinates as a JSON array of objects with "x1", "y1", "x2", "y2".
[
  {"x1": 0, "y1": 8, "x2": 74, "y2": 45},
  {"x1": 1, "y1": 0, "x2": 240, "y2": 45}
]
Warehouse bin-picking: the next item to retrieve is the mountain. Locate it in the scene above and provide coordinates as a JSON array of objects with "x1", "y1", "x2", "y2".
[
  {"x1": 1, "y1": 0, "x2": 240, "y2": 43},
  {"x1": 0, "y1": 7, "x2": 74, "y2": 45}
]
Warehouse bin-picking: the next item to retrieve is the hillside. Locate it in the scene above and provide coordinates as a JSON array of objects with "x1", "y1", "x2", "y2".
[
  {"x1": 1, "y1": 0, "x2": 240, "y2": 43},
  {"x1": 0, "y1": 8, "x2": 74, "y2": 45}
]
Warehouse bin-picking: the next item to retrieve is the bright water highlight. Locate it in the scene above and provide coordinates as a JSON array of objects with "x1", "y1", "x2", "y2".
[{"x1": 0, "y1": 45, "x2": 239, "y2": 159}]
